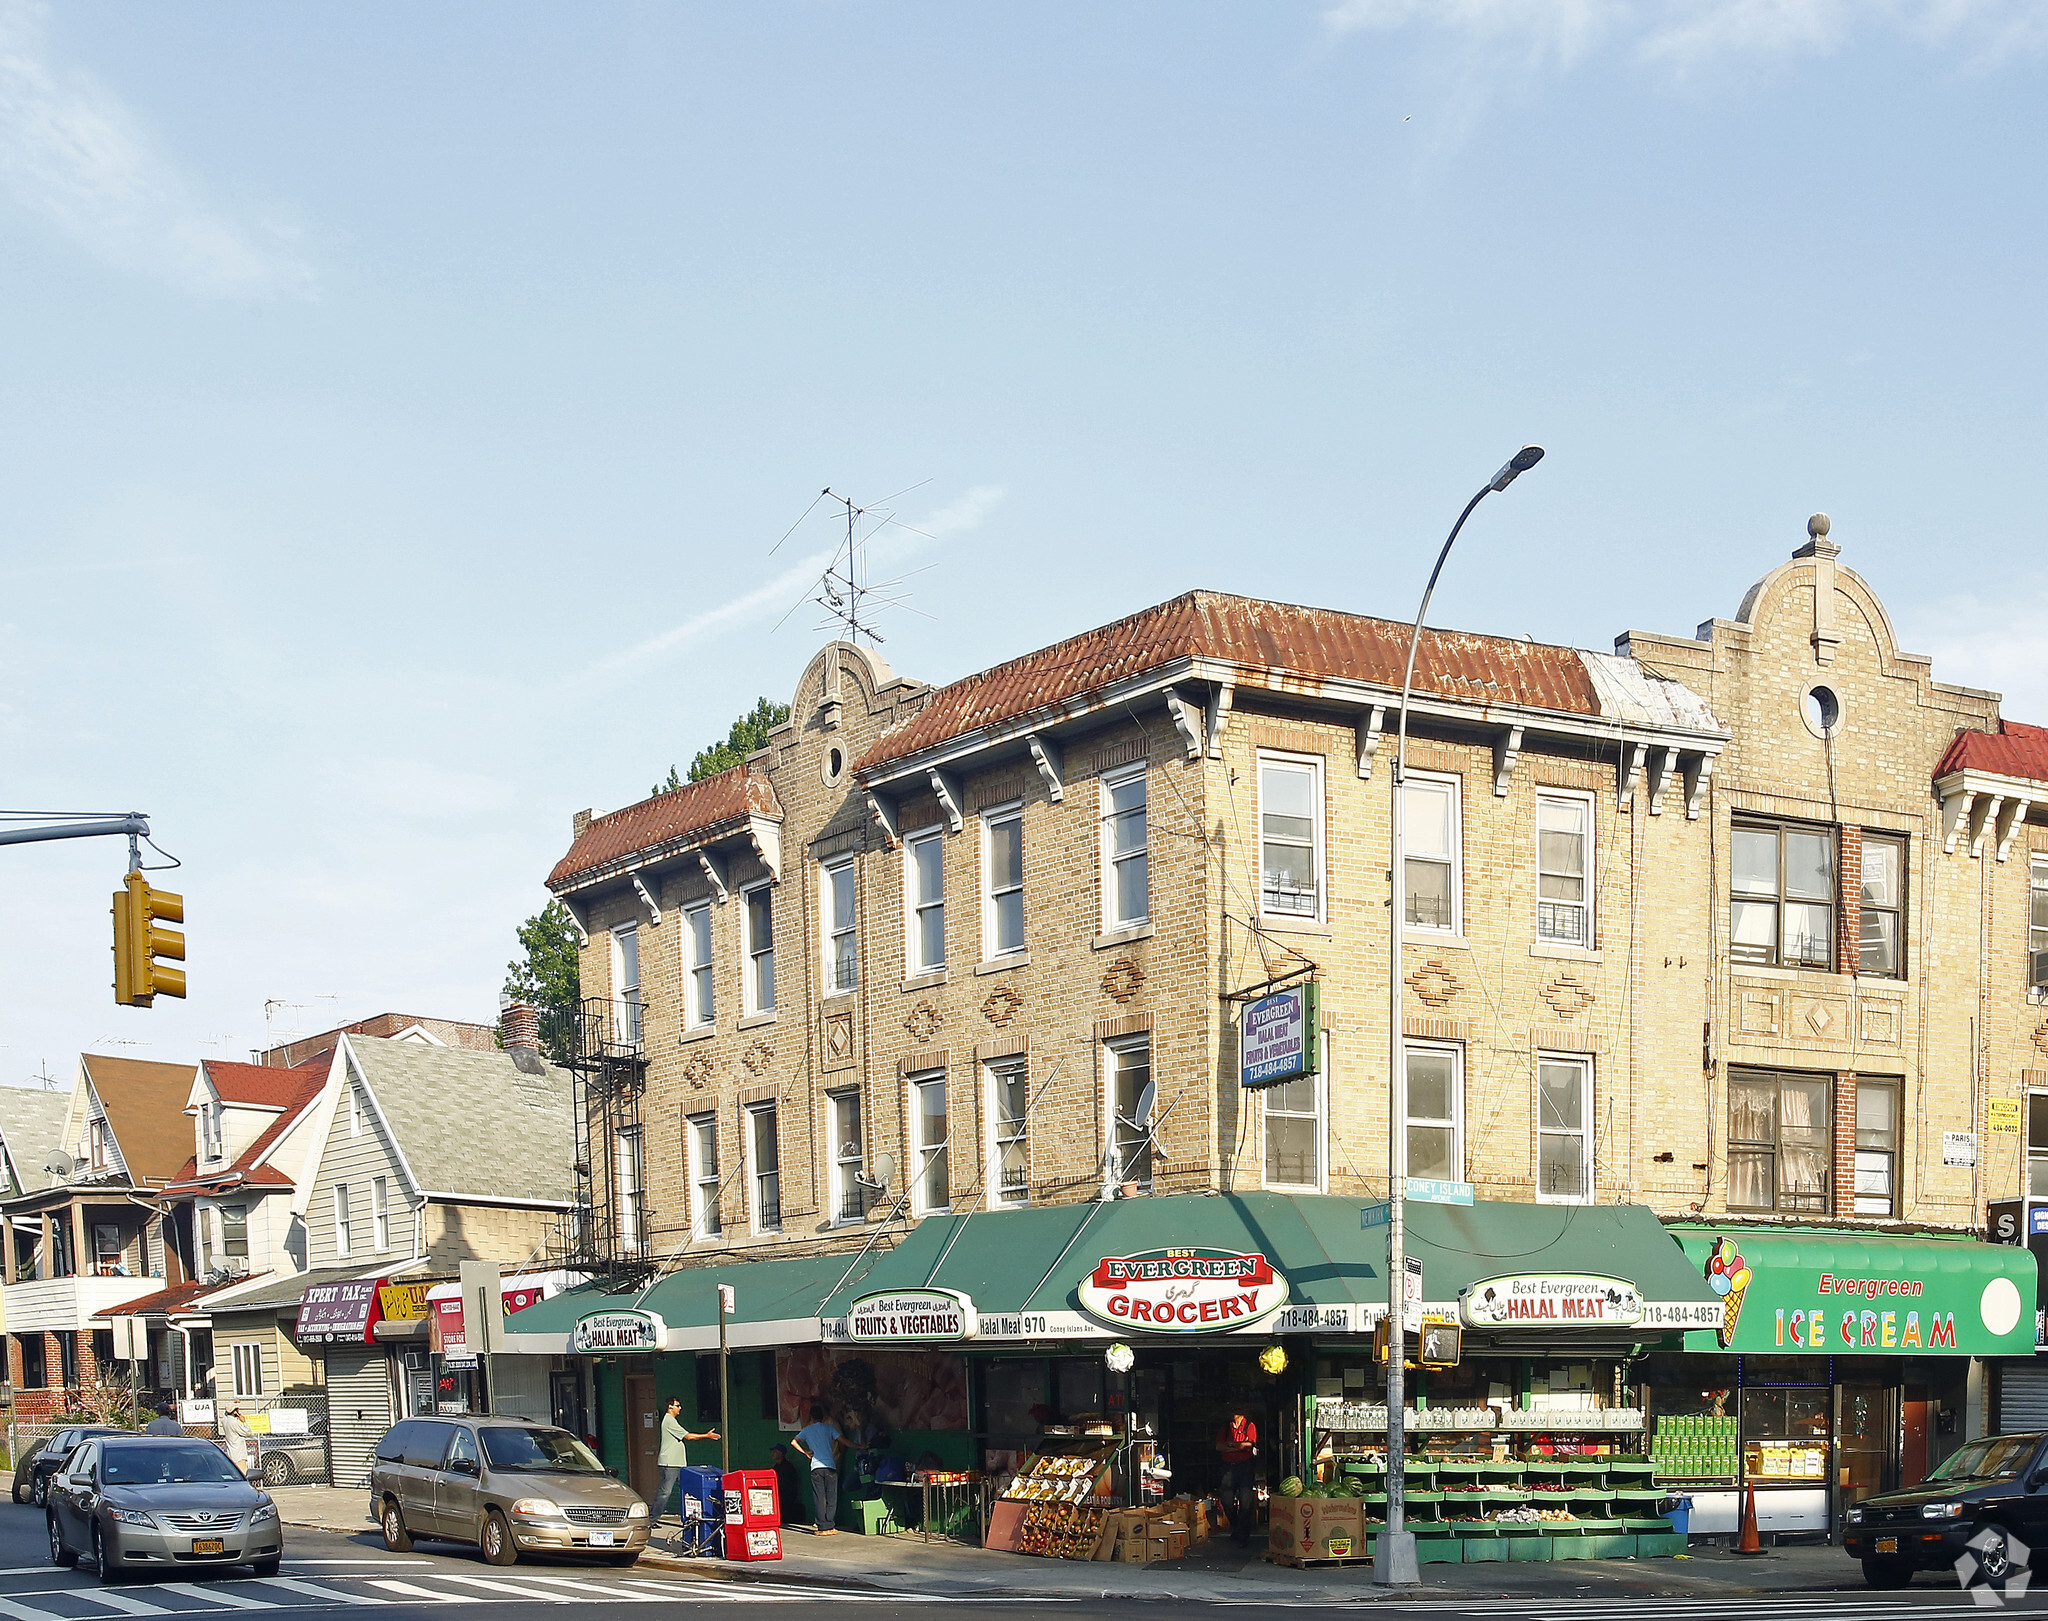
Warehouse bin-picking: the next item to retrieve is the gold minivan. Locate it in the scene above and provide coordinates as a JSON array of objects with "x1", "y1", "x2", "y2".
[{"x1": 370, "y1": 1417, "x2": 649, "y2": 1566}]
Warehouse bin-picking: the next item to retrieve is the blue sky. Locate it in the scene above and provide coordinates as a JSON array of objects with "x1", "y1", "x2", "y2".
[{"x1": 3, "y1": 1, "x2": 2044, "y2": 1076}]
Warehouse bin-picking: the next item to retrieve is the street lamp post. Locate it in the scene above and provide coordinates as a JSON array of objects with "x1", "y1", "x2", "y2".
[{"x1": 1375, "y1": 445, "x2": 1544, "y2": 1588}]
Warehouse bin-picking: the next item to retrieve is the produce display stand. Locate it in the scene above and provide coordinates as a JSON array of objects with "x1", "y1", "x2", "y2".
[{"x1": 985, "y1": 1442, "x2": 1119, "y2": 1558}]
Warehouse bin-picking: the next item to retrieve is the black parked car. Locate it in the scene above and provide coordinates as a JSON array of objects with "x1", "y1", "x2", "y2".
[
  {"x1": 13, "y1": 1428, "x2": 126, "y2": 1508},
  {"x1": 1844, "y1": 1431, "x2": 2048, "y2": 1588}
]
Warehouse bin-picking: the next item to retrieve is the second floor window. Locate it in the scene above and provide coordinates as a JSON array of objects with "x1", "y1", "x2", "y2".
[
  {"x1": 1537, "y1": 792, "x2": 1592, "y2": 947},
  {"x1": 684, "y1": 903, "x2": 714, "y2": 1028},
  {"x1": 1860, "y1": 833, "x2": 1906, "y2": 978},
  {"x1": 1402, "y1": 775, "x2": 1461, "y2": 933},
  {"x1": 824, "y1": 858, "x2": 859, "y2": 993},
  {"x1": 744, "y1": 885, "x2": 775, "y2": 1014},
  {"x1": 1107, "y1": 1036, "x2": 1154, "y2": 1195},
  {"x1": 1728, "y1": 1068, "x2": 1830, "y2": 1213},
  {"x1": 1102, "y1": 766, "x2": 1149, "y2": 929},
  {"x1": 987, "y1": 1059, "x2": 1029, "y2": 1206},
  {"x1": 831, "y1": 1091, "x2": 866, "y2": 1223},
  {"x1": 1536, "y1": 1055, "x2": 1591, "y2": 1203},
  {"x1": 984, "y1": 808, "x2": 1025, "y2": 958},
  {"x1": 1405, "y1": 1044, "x2": 1462, "y2": 1182},
  {"x1": 89, "y1": 1118, "x2": 109, "y2": 1171},
  {"x1": 612, "y1": 925, "x2": 642, "y2": 1043},
  {"x1": 1731, "y1": 821, "x2": 1834, "y2": 969},
  {"x1": 335, "y1": 1184, "x2": 352, "y2": 1256},
  {"x1": 1262, "y1": 1061, "x2": 1322, "y2": 1191},
  {"x1": 220, "y1": 1204, "x2": 248, "y2": 1260},
  {"x1": 748, "y1": 1103, "x2": 781, "y2": 1233},
  {"x1": 201, "y1": 1101, "x2": 223, "y2": 1161},
  {"x1": 1259, "y1": 755, "x2": 1323, "y2": 919},
  {"x1": 688, "y1": 1112, "x2": 721, "y2": 1238},
  {"x1": 2031, "y1": 855, "x2": 2048, "y2": 982},
  {"x1": 617, "y1": 1126, "x2": 646, "y2": 1253},
  {"x1": 911, "y1": 1073, "x2": 950, "y2": 1215},
  {"x1": 906, "y1": 832, "x2": 945, "y2": 976},
  {"x1": 372, "y1": 1176, "x2": 390, "y2": 1251},
  {"x1": 1854, "y1": 1078, "x2": 1899, "y2": 1217}
]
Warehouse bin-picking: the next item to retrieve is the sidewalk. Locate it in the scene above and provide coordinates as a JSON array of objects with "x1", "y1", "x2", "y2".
[{"x1": 273, "y1": 1485, "x2": 1885, "y2": 1603}]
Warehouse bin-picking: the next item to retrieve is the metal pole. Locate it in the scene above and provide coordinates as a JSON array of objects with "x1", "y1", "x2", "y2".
[
  {"x1": 1376, "y1": 448, "x2": 1541, "y2": 1587},
  {"x1": 0, "y1": 815, "x2": 149, "y2": 849},
  {"x1": 718, "y1": 1285, "x2": 731, "y2": 1474}
]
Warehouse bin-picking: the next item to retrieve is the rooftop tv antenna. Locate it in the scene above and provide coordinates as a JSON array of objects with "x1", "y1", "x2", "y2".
[{"x1": 773, "y1": 483, "x2": 938, "y2": 646}]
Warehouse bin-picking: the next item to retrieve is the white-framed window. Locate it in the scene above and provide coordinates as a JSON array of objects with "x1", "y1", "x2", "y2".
[
  {"x1": 1402, "y1": 774, "x2": 1462, "y2": 934},
  {"x1": 683, "y1": 902, "x2": 715, "y2": 1028},
  {"x1": 742, "y1": 883, "x2": 776, "y2": 1014},
  {"x1": 231, "y1": 1342, "x2": 265, "y2": 1399},
  {"x1": 201, "y1": 1100, "x2": 223, "y2": 1161},
  {"x1": 910, "y1": 1072, "x2": 950, "y2": 1215},
  {"x1": 823, "y1": 857, "x2": 859, "y2": 994},
  {"x1": 2030, "y1": 854, "x2": 2048, "y2": 979},
  {"x1": 1855, "y1": 1077, "x2": 1899, "y2": 1217},
  {"x1": 220, "y1": 1203, "x2": 249, "y2": 1260},
  {"x1": 1535, "y1": 1053, "x2": 1592, "y2": 1203},
  {"x1": 687, "y1": 1112, "x2": 721, "y2": 1239},
  {"x1": 747, "y1": 1102, "x2": 781, "y2": 1233},
  {"x1": 905, "y1": 830, "x2": 946, "y2": 976},
  {"x1": 1404, "y1": 1043, "x2": 1463, "y2": 1183},
  {"x1": 1258, "y1": 753, "x2": 1324, "y2": 920},
  {"x1": 612, "y1": 925, "x2": 643, "y2": 1044},
  {"x1": 1101, "y1": 764, "x2": 1149, "y2": 929},
  {"x1": 1261, "y1": 1041, "x2": 1325, "y2": 1191},
  {"x1": 334, "y1": 1183, "x2": 353, "y2": 1257},
  {"x1": 372, "y1": 1176, "x2": 390, "y2": 1251},
  {"x1": 1105, "y1": 1035, "x2": 1154, "y2": 1195},
  {"x1": 830, "y1": 1090, "x2": 866, "y2": 1224},
  {"x1": 986, "y1": 1059, "x2": 1029, "y2": 1207},
  {"x1": 349, "y1": 1087, "x2": 361, "y2": 1138},
  {"x1": 1536, "y1": 790, "x2": 1593, "y2": 947},
  {"x1": 982, "y1": 805, "x2": 1025, "y2": 959},
  {"x1": 617, "y1": 1126, "x2": 646, "y2": 1253}
]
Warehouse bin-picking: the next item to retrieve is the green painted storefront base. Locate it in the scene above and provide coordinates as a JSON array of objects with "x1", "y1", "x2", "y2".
[{"x1": 1307, "y1": 1520, "x2": 1686, "y2": 1567}]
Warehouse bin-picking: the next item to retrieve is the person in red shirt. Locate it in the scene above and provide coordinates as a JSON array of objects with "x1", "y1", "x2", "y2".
[{"x1": 1216, "y1": 1410, "x2": 1258, "y2": 1548}]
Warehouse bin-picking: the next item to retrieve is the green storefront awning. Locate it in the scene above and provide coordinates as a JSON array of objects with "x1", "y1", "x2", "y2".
[{"x1": 1667, "y1": 1225, "x2": 2037, "y2": 1358}]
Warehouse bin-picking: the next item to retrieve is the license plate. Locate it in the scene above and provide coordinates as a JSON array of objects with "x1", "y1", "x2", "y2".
[
  {"x1": 588, "y1": 1530, "x2": 616, "y2": 1547},
  {"x1": 191, "y1": 1539, "x2": 225, "y2": 1555},
  {"x1": 1875, "y1": 1537, "x2": 1898, "y2": 1554}
]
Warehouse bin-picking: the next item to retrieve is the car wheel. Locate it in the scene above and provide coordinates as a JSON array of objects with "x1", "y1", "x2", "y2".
[
  {"x1": 381, "y1": 1500, "x2": 413, "y2": 1553},
  {"x1": 252, "y1": 1557, "x2": 281, "y2": 1578},
  {"x1": 49, "y1": 1514, "x2": 77, "y2": 1568},
  {"x1": 11, "y1": 1476, "x2": 24, "y2": 1506},
  {"x1": 481, "y1": 1509, "x2": 519, "y2": 1567},
  {"x1": 93, "y1": 1523, "x2": 122, "y2": 1584},
  {"x1": 607, "y1": 1552, "x2": 640, "y2": 1569},
  {"x1": 1976, "y1": 1527, "x2": 2016, "y2": 1583},
  {"x1": 1861, "y1": 1557, "x2": 1913, "y2": 1589},
  {"x1": 31, "y1": 1474, "x2": 48, "y2": 1509},
  {"x1": 262, "y1": 1453, "x2": 294, "y2": 1487}
]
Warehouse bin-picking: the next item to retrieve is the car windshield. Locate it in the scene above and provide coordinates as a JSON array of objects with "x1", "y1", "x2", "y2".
[
  {"x1": 1926, "y1": 1435, "x2": 2042, "y2": 1484},
  {"x1": 479, "y1": 1426, "x2": 605, "y2": 1474},
  {"x1": 101, "y1": 1444, "x2": 245, "y2": 1486}
]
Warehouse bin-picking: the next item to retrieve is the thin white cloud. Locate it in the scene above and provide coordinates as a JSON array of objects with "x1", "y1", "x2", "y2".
[
  {"x1": 1900, "y1": 576, "x2": 2048, "y2": 725},
  {"x1": 0, "y1": 0, "x2": 314, "y2": 299},
  {"x1": 1323, "y1": 0, "x2": 2048, "y2": 72}
]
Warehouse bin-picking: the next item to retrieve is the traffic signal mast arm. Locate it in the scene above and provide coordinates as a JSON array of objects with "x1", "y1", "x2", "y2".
[
  {"x1": 0, "y1": 813, "x2": 185, "y2": 1007},
  {"x1": 0, "y1": 813, "x2": 150, "y2": 848}
]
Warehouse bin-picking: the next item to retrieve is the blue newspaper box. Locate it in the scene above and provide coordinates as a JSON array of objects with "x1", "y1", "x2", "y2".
[{"x1": 673, "y1": 1466, "x2": 724, "y2": 1555}]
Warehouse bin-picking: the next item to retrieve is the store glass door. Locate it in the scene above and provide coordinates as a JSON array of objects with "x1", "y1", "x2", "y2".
[{"x1": 1837, "y1": 1378, "x2": 1895, "y2": 1506}]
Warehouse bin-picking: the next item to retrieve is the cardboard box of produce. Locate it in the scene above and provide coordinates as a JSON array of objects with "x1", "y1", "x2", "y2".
[{"x1": 1267, "y1": 1498, "x2": 1365, "y2": 1559}]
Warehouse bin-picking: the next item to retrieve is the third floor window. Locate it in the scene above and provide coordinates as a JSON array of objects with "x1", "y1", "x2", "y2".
[
  {"x1": 1402, "y1": 775, "x2": 1461, "y2": 934},
  {"x1": 683, "y1": 902, "x2": 714, "y2": 1028},
  {"x1": 2031, "y1": 855, "x2": 2048, "y2": 979},
  {"x1": 1536, "y1": 792, "x2": 1592, "y2": 947},
  {"x1": 1259, "y1": 755, "x2": 1323, "y2": 919},
  {"x1": 1102, "y1": 766, "x2": 1149, "y2": 930},
  {"x1": 906, "y1": 832, "x2": 945, "y2": 976},
  {"x1": 824, "y1": 857, "x2": 859, "y2": 994},
  {"x1": 1731, "y1": 820, "x2": 1834, "y2": 969}
]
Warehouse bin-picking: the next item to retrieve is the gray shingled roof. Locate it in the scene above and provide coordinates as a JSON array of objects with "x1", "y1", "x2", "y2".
[
  {"x1": 345, "y1": 1037, "x2": 574, "y2": 1206},
  {"x1": 0, "y1": 1085, "x2": 75, "y2": 1193}
]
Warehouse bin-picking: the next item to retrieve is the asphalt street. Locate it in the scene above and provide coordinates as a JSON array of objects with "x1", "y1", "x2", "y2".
[{"x1": 0, "y1": 1498, "x2": 2033, "y2": 1618}]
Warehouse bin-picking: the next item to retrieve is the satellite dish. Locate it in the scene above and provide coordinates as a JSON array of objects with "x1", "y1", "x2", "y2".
[
  {"x1": 1133, "y1": 1079, "x2": 1158, "y2": 1123},
  {"x1": 44, "y1": 1152, "x2": 75, "y2": 1178},
  {"x1": 872, "y1": 1152, "x2": 896, "y2": 1187}
]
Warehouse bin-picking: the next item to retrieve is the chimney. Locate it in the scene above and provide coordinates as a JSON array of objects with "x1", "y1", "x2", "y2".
[{"x1": 502, "y1": 1002, "x2": 541, "y2": 1053}]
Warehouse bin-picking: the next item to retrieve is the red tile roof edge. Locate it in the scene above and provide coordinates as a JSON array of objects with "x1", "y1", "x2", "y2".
[
  {"x1": 548, "y1": 765, "x2": 783, "y2": 893},
  {"x1": 1934, "y1": 719, "x2": 2048, "y2": 786}
]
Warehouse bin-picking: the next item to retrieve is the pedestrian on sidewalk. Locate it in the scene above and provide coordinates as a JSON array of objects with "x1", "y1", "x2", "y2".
[
  {"x1": 792, "y1": 1404, "x2": 845, "y2": 1535},
  {"x1": 220, "y1": 1404, "x2": 256, "y2": 1477},
  {"x1": 144, "y1": 1400, "x2": 183, "y2": 1436},
  {"x1": 656, "y1": 1397, "x2": 720, "y2": 1533},
  {"x1": 1215, "y1": 1409, "x2": 1258, "y2": 1549}
]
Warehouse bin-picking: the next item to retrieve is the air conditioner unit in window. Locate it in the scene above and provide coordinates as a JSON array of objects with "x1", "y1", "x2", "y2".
[
  {"x1": 402, "y1": 1350, "x2": 428, "y2": 1371},
  {"x1": 2033, "y1": 947, "x2": 2048, "y2": 994}
]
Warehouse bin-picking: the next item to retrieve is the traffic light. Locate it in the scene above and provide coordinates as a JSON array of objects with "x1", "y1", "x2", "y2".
[{"x1": 113, "y1": 870, "x2": 185, "y2": 1006}]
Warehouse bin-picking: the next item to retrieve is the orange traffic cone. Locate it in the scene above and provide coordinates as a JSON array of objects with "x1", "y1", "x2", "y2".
[{"x1": 1733, "y1": 1476, "x2": 1764, "y2": 1555}]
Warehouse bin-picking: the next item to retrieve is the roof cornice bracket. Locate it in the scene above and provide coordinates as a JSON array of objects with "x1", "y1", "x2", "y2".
[
  {"x1": 1941, "y1": 787, "x2": 1975, "y2": 855},
  {"x1": 746, "y1": 815, "x2": 782, "y2": 883},
  {"x1": 1493, "y1": 725, "x2": 1524, "y2": 798},
  {"x1": 928, "y1": 769, "x2": 964, "y2": 836},
  {"x1": 1682, "y1": 751, "x2": 1714, "y2": 821},
  {"x1": 1206, "y1": 681, "x2": 1234, "y2": 760},
  {"x1": 696, "y1": 849, "x2": 729, "y2": 905},
  {"x1": 1027, "y1": 734, "x2": 1064, "y2": 803},
  {"x1": 1617, "y1": 742, "x2": 1647, "y2": 810},
  {"x1": 1355, "y1": 705, "x2": 1386, "y2": 780},
  {"x1": 1165, "y1": 687, "x2": 1203, "y2": 761},
  {"x1": 1969, "y1": 793, "x2": 2004, "y2": 860},
  {"x1": 556, "y1": 895, "x2": 589, "y2": 946},
  {"x1": 629, "y1": 875, "x2": 662, "y2": 927},
  {"x1": 865, "y1": 789, "x2": 900, "y2": 848},
  {"x1": 1646, "y1": 746, "x2": 1679, "y2": 817},
  {"x1": 1994, "y1": 793, "x2": 2034, "y2": 863}
]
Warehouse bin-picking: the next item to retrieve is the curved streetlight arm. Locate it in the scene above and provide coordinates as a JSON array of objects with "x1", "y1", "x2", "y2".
[{"x1": 1391, "y1": 484, "x2": 1490, "y2": 789}]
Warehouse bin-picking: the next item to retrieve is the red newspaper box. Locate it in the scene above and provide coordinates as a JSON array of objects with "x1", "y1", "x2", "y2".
[
  {"x1": 722, "y1": 1469, "x2": 781, "y2": 1529},
  {"x1": 726, "y1": 1524, "x2": 784, "y2": 1562}
]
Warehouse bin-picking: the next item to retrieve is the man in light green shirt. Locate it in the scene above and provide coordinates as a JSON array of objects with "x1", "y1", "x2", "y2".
[{"x1": 657, "y1": 1397, "x2": 719, "y2": 1531}]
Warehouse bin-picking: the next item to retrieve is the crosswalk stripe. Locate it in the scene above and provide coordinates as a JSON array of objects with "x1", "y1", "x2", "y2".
[
  {"x1": 153, "y1": 1584, "x2": 276, "y2": 1611},
  {"x1": 246, "y1": 1578, "x2": 389, "y2": 1605},
  {"x1": 365, "y1": 1580, "x2": 479, "y2": 1604},
  {"x1": 433, "y1": 1574, "x2": 658, "y2": 1604},
  {"x1": 0, "y1": 1598, "x2": 68, "y2": 1621},
  {"x1": 77, "y1": 1591, "x2": 174, "y2": 1615}
]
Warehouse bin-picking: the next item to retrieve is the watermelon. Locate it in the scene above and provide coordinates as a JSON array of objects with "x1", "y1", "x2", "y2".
[{"x1": 1278, "y1": 1476, "x2": 1304, "y2": 1497}]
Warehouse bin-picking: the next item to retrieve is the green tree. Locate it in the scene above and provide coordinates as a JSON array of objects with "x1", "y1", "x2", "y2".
[
  {"x1": 651, "y1": 696, "x2": 791, "y2": 793},
  {"x1": 504, "y1": 900, "x2": 581, "y2": 1062}
]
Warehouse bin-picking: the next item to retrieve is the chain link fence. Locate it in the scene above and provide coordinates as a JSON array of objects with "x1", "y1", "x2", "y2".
[{"x1": 6, "y1": 1389, "x2": 332, "y2": 1488}]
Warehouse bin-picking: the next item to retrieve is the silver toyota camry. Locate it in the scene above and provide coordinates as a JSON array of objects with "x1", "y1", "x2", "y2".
[{"x1": 46, "y1": 1435, "x2": 282, "y2": 1582}]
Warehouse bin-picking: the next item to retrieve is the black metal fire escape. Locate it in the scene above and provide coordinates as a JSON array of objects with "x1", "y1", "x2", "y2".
[{"x1": 546, "y1": 995, "x2": 657, "y2": 1288}]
